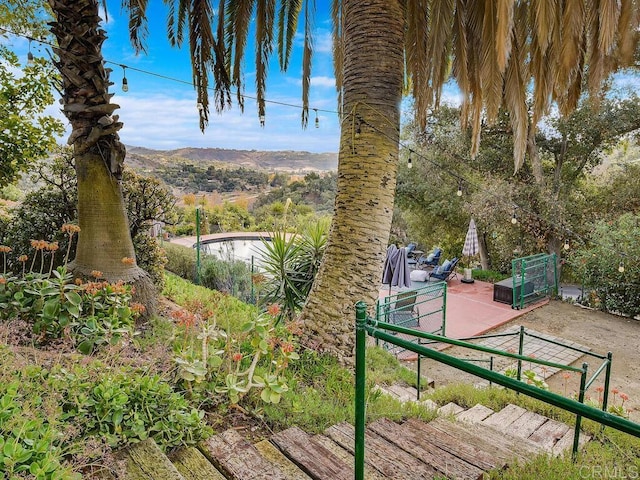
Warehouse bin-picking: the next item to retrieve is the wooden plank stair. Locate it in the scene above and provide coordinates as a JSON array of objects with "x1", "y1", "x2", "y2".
[{"x1": 110, "y1": 402, "x2": 590, "y2": 479}]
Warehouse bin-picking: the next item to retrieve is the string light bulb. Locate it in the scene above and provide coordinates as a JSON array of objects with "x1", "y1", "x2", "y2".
[
  {"x1": 618, "y1": 261, "x2": 625, "y2": 273},
  {"x1": 407, "y1": 152, "x2": 413, "y2": 169},
  {"x1": 564, "y1": 239, "x2": 570, "y2": 250},
  {"x1": 27, "y1": 38, "x2": 34, "y2": 66},
  {"x1": 456, "y1": 181, "x2": 463, "y2": 197},
  {"x1": 511, "y1": 211, "x2": 518, "y2": 225},
  {"x1": 259, "y1": 114, "x2": 265, "y2": 127},
  {"x1": 314, "y1": 109, "x2": 319, "y2": 128},
  {"x1": 121, "y1": 65, "x2": 128, "y2": 92}
]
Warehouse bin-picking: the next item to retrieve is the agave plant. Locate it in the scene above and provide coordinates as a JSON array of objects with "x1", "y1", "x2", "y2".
[{"x1": 259, "y1": 219, "x2": 329, "y2": 323}]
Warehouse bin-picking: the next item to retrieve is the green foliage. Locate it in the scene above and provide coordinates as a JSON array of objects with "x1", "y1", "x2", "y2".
[
  {"x1": 0, "y1": 267, "x2": 142, "y2": 353},
  {"x1": 199, "y1": 256, "x2": 253, "y2": 302},
  {"x1": 133, "y1": 233, "x2": 168, "y2": 290},
  {"x1": 471, "y1": 269, "x2": 510, "y2": 283},
  {"x1": 0, "y1": 53, "x2": 64, "y2": 186},
  {"x1": 163, "y1": 242, "x2": 197, "y2": 281},
  {"x1": 155, "y1": 163, "x2": 269, "y2": 193},
  {"x1": 573, "y1": 213, "x2": 640, "y2": 317},
  {"x1": 259, "y1": 219, "x2": 328, "y2": 322}
]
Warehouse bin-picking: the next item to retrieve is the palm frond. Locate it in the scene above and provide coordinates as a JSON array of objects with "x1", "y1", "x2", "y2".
[
  {"x1": 480, "y1": 0, "x2": 503, "y2": 123},
  {"x1": 331, "y1": 0, "x2": 343, "y2": 114},
  {"x1": 616, "y1": 0, "x2": 639, "y2": 65},
  {"x1": 428, "y1": 0, "x2": 454, "y2": 108},
  {"x1": 300, "y1": 0, "x2": 315, "y2": 127},
  {"x1": 163, "y1": 0, "x2": 188, "y2": 46},
  {"x1": 277, "y1": 0, "x2": 302, "y2": 71},
  {"x1": 598, "y1": 0, "x2": 620, "y2": 54},
  {"x1": 452, "y1": 0, "x2": 470, "y2": 128},
  {"x1": 406, "y1": 0, "x2": 430, "y2": 127},
  {"x1": 255, "y1": 0, "x2": 276, "y2": 123},
  {"x1": 122, "y1": 0, "x2": 149, "y2": 53},
  {"x1": 503, "y1": 24, "x2": 528, "y2": 171},
  {"x1": 557, "y1": 0, "x2": 586, "y2": 92},
  {"x1": 534, "y1": 0, "x2": 557, "y2": 52},
  {"x1": 188, "y1": 0, "x2": 217, "y2": 131},
  {"x1": 495, "y1": 0, "x2": 514, "y2": 72},
  {"x1": 226, "y1": 0, "x2": 255, "y2": 98},
  {"x1": 213, "y1": 0, "x2": 232, "y2": 113}
]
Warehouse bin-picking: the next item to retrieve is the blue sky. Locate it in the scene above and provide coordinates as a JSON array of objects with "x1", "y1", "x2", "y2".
[{"x1": 99, "y1": 1, "x2": 343, "y2": 153}]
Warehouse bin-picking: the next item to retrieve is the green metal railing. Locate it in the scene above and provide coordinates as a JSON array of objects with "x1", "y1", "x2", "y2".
[
  {"x1": 512, "y1": 253, "x2": 558, "y2": 309},
  {"x1": 354, "y1": 301, "x2": 639, "y2": 480},
  {"x1": 375, "y1": 282, "x2": 446, "y2": 356}
]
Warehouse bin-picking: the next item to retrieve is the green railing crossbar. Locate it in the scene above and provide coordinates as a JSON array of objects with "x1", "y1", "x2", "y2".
[
  {"x1": 585, "y1": 360, "x2": 611, "y2": 390},
  {"x1": 366, "y1": 326, "x2": 640, "y2": 438},
  {"x1": 457, "y1": 331, "x2": 520, "y2": 342},
  {"x1": 368, "y1": 319, "x2": 583, "y2": 373},
  {"x1": 524, "y1": 331, "x2": 608, "y2": 360}
]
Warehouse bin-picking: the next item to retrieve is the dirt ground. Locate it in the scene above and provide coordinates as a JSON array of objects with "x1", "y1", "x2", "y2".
[{"x1": 413, "y1": 300, "x2": 640, "y2": 422}]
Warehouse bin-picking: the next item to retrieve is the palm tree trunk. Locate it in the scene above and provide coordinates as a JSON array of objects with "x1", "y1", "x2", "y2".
[
  {"x1": 299, "y1": 0, "x2": 405, "y2": 364},
  {"x1": 48, "y1": 0, "x2": 155, "y2": 307}
]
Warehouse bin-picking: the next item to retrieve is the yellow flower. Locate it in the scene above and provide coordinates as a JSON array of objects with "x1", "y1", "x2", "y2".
[
  {"x1": 91, "y1": 270, "x2": 103, "y2": 279},
  {"x1": 121, "y1": 257, "x2": 135, "y2": 265},
  {"x1": 61, "y1": 223, "x2": 81, "y2": 234},
  {"x1": 0, "y1": 245, "x2": 12, "y2": 253}
]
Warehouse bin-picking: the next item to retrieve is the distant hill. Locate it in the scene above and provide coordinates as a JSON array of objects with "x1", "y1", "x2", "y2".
[{"x1": 126, "y1": 146, "x2": 338, "y2": 173}]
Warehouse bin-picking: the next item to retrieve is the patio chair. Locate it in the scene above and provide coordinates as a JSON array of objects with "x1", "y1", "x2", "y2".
[
  {"x1": 428, "y1": 257, "x2": 459, "y2": 282},
  {"x1": 416, "y1": 247, "x2": 442, "y2": 270},
  {"x1": 387, "y1": 290, "x2": 419, "y2": 328}
]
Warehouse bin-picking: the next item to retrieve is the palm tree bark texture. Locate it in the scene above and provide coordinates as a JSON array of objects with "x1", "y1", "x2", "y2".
[
  {"x1": 299, "y1": 0, "x2": 405, "y2": 364},
  {"x1": 48, "y1": 0, "x2": 155, "y2": 309}
]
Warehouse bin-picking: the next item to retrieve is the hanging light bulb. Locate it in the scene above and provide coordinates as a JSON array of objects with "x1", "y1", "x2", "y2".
[
  {"x1": 314, "y1": 109, "x2": 319, "y2": 128},
  {"x1": 121, "y1": 65, "x2": 128, "y2": 92},
  {"x1": 564, "y1": 239, "x2": 570, "y2": 250},
  {"x1": 407, "y1": 152, "x2": 413, "y2": 169},
  {"x1": 259, "y1": 114, "x2": 266, "y2": 127},
  {"x1": 511, "y1": 211, "x2": 518, "y2": 224},
  {"x1": 27, "y1": 38, "x2": 34, "y2": 66},
  {"x1": 456, "y1": 180, "x2": 463, "y2": 197},
  {"x1": 618, "y1": 261, "x2": 625, "y2": 273}
]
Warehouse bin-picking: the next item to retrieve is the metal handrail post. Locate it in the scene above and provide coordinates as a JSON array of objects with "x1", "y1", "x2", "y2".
[
  {"x1": 573, "y1": 363, "x2": 588, "y2": 458},
  {"x1": 441, "y1": 284, "x2": 447, "y2": 336},
  {"x1": 417, "y1": 354, "x2": 422, "y2": 400},
  {"x1": 355, "y1": 301, "x2": 367, "y2": 480},
  {"x1": 517, "y1": 326, "x2": 525, "y2": 382},
  {"x1": 602, "y1": 352, "x2": 613, "y2": 413},
  {"x1": 489, "y1": 356, "x2": 494, "y2": 387},
  {"x1": 195, "y1": 206, "x2": 201, "y2": 285}
]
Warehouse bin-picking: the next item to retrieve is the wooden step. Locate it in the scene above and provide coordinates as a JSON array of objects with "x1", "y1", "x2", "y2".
[
  {"x1": 527, "y1": 418, "x2": 571, "y2": 452},
  {"x1": 401, "y1": 417, "x2": 511, "y2": 472},
  {"x1": 312, "y1": 434, "x2": 386, "y2": 480},
  {"x1": 482, "y1": 404, "x2": 528, "y2": 429},
  {"x1": 200, "y1": 429, "x2": 287, "y2": 480},
  {"x1": 325, "y1": 421, "x2": 440, "y2": 479},
  {"x1": 426, "y1": 417, "x2": 544, "y2": 464},
  {"x1": 551, "y1": 428, "x2": 591, "y2": 456},
  {"x1": 270, "y1": 426, "x2": 352, "y2": 480},
  {"x1": 438, "y1": 402, "x2": 465, "y2": 416},
  {"x1": 121, "y1": 438, "x2": 185, "y2": 480},
  {"x1": 505, "y1": 410, "x2": 549, "y2": 439},
  {"x1": 254, "y1": 440, "x2": 312, "y2": 480},
  {"x1": 169, "y1": 446, "x2": 226, "y2": 480},
  {"x1": 456, "y1": 404, "x2": 494, "y2": 423},
  {"x1": 368, "y1": 418, "x2": 485, "y2": 479}
]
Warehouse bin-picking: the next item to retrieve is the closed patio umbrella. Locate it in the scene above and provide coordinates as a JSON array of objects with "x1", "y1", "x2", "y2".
[
  {"x1": 462, "y1": 218, "x2": 479, "y2": 283},
  {"x1": 382, "y1": 244, "x2": 412, "y2": 295}
]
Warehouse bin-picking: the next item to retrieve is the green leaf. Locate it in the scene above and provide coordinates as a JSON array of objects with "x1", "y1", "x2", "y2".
[{"x1": 65, "y1": 291, "x2": 82, "y2": 306}]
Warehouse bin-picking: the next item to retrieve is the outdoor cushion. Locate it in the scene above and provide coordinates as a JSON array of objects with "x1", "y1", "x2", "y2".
[
  {"x1": 440, "y1": 259, "x2": 452, "y2": 272},
  {"x1": 410, "y1": 269, "x2": 428, "y2": 282},
  {"x1": 426, "y1": 253, "x2": 435, "y2": 262}
]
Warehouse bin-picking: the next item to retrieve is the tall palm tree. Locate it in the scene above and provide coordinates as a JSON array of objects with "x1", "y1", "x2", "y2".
[{"x1": 48, "y1": 0, "x2": 155, "y2": 299}]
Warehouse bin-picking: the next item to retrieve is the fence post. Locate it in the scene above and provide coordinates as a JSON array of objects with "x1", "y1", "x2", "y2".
[
  {"x1": 355, "y1": 301, "x2": 367, "y2": 480},
  {"x1": 602, "y1": 352, "x2": 613, "y2": 413},
  {"x1": 441, "y1": 284, "x2": 447, "y2": 336},
  {"x1": 573, "y1": 362, "x2": 589, "y2": 459},
  {"x1": 517, "y1": 326, "x2": 525, "y2": 382}
]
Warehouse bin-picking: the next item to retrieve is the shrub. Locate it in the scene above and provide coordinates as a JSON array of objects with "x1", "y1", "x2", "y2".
[
  {"x1": 199, "y1": 256, "x2": 253, "y2": 302},
  {"x1": 163, "y1": 242, "x2": 197, "y2": 281},
  {"x1": 133, "y1": 233, "x2": 167, "y2": 290},
  {"x1": 573, "y1": 213, "x2": 640, "y2": 317}
]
